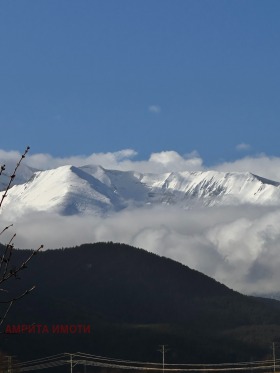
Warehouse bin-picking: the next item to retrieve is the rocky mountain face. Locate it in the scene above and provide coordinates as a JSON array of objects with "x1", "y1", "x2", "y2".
[{"x1": 1, "y1": 164, "x2": 280, "y2": 216}]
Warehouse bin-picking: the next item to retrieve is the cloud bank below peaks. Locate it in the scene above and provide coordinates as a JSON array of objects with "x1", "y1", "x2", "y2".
[
  {"x1": 2, "y1": 204, "x2": 280, "y2": 296},
  {"x1": 2, "y1": 148, "x2": 280, "y2": 296}
]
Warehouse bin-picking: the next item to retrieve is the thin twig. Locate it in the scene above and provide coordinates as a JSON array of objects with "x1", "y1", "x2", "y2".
[
  {"x1": 0, "y1": 300, "x2": 13, "y2": 329},
  {"x1": 0, "y1": 146, "x2": 30, "y2": 209},
  {"x1": 0, "y1": 165, "x2": 5, "y2": 177},
  {"x1": 0, "y1": 244, "x2": 43, "y2": 285},
  {"x1": 0, "y1": 224, "x2": 13, "y2": 237},
  {"x1": 0, "y1": 235, "x2": 16, "y2": 280},
  {"x1": 0, "y1": 285, "x2": 36, "y2": 304}
]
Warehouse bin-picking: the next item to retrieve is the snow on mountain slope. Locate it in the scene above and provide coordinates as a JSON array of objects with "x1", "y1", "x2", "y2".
[
  {"x1": 1, "y1": 165, "x2": 280, "y2": 218},
  {"x1": 0, "y1": 162, "x2": 38, "y2": 192},
  {"x1": 0, "y1": 165, "x2": 126, "y2": 217},
  {"x1": 137, "y1": 170, "x2": 280, "y2": 207}
]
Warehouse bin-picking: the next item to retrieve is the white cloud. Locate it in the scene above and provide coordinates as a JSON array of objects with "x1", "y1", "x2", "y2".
[
  {"x1": 146, "y1": 150, "x2": 203, "y2": 172},
  {"x1": 3, "y1": 148, "x2": 280, "y2": 295},
  {"x1": 214, "y1": 154, "x2": 280, "y2": 182},
  {"x1": 1, "y1": 149, "x2": 275, "y2": 182},
  {"x1": 0, "y1": 149, "x2": 137, "y2": 171},
  {"x1": 0, "y1": 149, "x2": 23, "y2": 162},
  {"x1": 0, "y1": 149, "x2": 204, "y2": 174},
  {"x1": 2, "y1": 204, "x2": 280, "y2": 296},
  {"x1": 148, "y1": 105, "x2": 161, "y2": 114},
  {"x1": 236, "y1": 143, "x2": 251, "y2": 151},
  {"x1": 8, "y1": 149, "x2": 280, "y2": 182},
  {"x1": 7, "y1": 148, "x2": 280, "y2": 182}
]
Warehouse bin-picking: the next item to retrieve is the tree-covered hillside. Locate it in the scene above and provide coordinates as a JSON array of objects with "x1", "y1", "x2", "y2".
[{"x1": 1, "y1": 242, "x2": 280, "y2": 363}]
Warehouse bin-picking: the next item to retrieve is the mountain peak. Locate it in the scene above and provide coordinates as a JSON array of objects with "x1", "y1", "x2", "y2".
[{"x1": 1, "y1": 165, "x2": 280, "y2": 218}]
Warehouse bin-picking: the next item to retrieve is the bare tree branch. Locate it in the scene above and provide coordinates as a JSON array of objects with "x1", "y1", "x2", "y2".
[
  {"x1": 0, "y1": 146, "x2": 43, "y2": 328},
  {"x1": 0, "y1": 224, "x2": 13, "y2": 237},
  {"x1": 0, "y1": 300, "x2": 14, "y2": 329},
  {"x1": 0, "y1": 146, "x2": 30, "y2": 209}
]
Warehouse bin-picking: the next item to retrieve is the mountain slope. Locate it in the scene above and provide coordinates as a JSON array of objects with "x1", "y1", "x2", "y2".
[
  {"x1": 1, "y1": 165, "x2": 280, "y2": 217},
  {"x1": 3, "y1": 243, "x2": 280, "y2": 362}
]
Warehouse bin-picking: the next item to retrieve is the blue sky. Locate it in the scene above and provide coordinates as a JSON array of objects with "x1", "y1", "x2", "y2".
[
  {"x1": 1, "y1": 0, "x2": 280, "y2": 165},
  {"x1": 2, "y1": 1, "x2": 280, "y2": 294}
]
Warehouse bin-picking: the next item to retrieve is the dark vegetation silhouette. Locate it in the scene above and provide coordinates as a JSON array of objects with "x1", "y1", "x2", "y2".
[{"x1": 2, "y1": 242, "x2": 280, "y2": 363}]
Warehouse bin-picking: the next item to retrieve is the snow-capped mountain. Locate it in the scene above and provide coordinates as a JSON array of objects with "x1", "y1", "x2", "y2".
[{"x1": 1, "y1": 164, "x2": 280, "y2": 217}]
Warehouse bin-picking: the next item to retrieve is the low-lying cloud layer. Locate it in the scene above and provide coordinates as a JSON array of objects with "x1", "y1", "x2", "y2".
[{"x1": 2, "y1": 148, "x2": 280, "y2": 296}]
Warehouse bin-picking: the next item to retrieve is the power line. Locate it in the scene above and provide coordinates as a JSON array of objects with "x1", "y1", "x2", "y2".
[{"x1": 11, "y1": 352, "x2": 280, "y2": 373}]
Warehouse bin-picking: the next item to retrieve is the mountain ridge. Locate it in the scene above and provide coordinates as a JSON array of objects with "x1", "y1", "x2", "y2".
[{"x1": 1, "y1": 165, "x2": 280, "y2": 217}]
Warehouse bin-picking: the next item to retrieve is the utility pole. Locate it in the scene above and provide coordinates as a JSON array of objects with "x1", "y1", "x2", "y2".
[
  {"x1": 70, "y1": 354, "x2": 73, "y2": 373},
  {"x1": 8, "y1": 356, "x2": 12, "y2": 373},
  {"x1": 4, "y1": 355, "x2": 15, "y2": 373},
  {"x1": 273, "y1": 342, "x2": 276, "y2": 373},
  {"x1": 158, "y1": 345, "x2": 169, "y2": 373},
  {"x1": 273, "y1": 342, "x2": 280, "y2": 373},
  {"x1": 69, "y1": 353, "x2": 80, "y2": 373},
  {"x1": 84, "y1": 359, "x2": 87, "y2": 373}
]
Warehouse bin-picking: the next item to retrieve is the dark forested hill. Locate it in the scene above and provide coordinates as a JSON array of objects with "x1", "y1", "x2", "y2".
[{"x1": 1, "y1": 242, "x2": 280, "y2": 363}]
